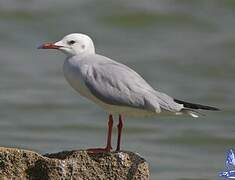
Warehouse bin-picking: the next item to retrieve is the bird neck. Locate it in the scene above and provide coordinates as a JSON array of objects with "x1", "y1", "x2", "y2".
[{"x1": 66, "y1": 51, "x2": 95, "y2": 60}]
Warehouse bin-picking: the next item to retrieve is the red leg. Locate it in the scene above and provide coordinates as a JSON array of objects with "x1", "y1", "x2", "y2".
[
  {"x1": 87, "y1": 114, "x2": 113, "y2": 153},
  {"x1": 116, "y1": 114, "x2": 123, "y2": 151},
  {"x1": 105, "y1": 114, "x2": 113, "y2": 150}
]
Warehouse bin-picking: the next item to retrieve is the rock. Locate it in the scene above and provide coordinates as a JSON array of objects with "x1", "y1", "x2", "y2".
[{"x1": 0, "y1": 147, "x2": 149, "y2": 180}]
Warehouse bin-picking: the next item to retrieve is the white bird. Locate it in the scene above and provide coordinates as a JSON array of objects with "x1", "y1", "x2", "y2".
[{"x1": 38, "y1": 33, "x2": 219, "y2": 153}]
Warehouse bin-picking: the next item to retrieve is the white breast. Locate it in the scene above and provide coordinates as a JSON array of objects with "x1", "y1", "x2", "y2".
[{"x1": 63, "y1": 58, "x2": 95, "y2": 100}]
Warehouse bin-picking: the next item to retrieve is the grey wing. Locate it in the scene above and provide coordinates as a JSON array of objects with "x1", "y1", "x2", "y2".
[{"x1": 82, "y1": 60, "x2": 182, "y2": 113}]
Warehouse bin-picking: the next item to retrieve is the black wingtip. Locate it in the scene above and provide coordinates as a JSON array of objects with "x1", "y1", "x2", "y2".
[
  {"x1": 208, "y1": 106, "x2": 220, "y2": 111},
  {"x1": 174, "y1": 99, "x2": 220, "y2": 111}
]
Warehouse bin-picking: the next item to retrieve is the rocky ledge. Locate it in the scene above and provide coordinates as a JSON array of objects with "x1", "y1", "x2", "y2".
[{"x1": 0, "y1": 147, "x2": 149, "y2": 180}]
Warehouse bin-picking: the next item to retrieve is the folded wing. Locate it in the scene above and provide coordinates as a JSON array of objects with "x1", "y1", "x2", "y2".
[{"x1": 82, "y1": 56, "x2": 182, "y2": 113}]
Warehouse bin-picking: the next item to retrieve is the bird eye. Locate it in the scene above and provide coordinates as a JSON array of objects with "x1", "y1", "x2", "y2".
[{"x1": 68, "y1": 40, "x2": 76, "y2": 45}]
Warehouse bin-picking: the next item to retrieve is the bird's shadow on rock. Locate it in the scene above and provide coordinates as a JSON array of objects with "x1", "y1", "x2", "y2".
[{"x1": 25, "y1": 159, "x2": 50, "y2": 180}]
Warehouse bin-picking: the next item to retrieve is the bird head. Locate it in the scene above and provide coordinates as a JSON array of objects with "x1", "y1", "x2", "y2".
[{"x1": 38, "y1": 33, "x2": 95, "y2": 57}]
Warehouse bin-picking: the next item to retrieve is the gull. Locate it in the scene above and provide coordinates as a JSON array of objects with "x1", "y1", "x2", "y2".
[{"x1": 38, "y1": 33, "x2": 219, "y2": 152}]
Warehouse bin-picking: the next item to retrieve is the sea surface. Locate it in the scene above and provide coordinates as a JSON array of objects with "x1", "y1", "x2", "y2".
[{"x1": 0, "y1": 0, "x2": 235, "y2": 179}]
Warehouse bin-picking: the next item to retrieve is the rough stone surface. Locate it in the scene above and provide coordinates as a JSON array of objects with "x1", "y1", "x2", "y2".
[{"x1": 0, "y1": 147, "x2": 149, "y2": 180}]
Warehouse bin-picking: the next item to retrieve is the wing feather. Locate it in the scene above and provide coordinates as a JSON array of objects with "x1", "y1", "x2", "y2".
[{"x1": 81, "y1": 55, "x2": 182, "y2": 113}]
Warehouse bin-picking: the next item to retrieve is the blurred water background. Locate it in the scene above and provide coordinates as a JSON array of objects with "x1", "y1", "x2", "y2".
[{"x1": 0, "y1": 0, "x2": 235, "y2": 179}]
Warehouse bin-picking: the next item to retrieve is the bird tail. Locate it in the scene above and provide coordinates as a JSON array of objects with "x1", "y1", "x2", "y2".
[
  {"x1": 174, "y1": 99, "x2": 220, "y2": 118},
  {"x1": 179, "y1": 109, "x2": 202, "y2": 118}
]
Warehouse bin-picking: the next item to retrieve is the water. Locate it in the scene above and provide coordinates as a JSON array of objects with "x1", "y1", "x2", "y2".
[{"x1": 0, "y1": 0, "x2": 235, "y2": 179}]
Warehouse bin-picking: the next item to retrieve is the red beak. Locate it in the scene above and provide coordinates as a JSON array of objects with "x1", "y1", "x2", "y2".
[{"x1": 37, "y1": 43, "x2": 62, "y2": 49}]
